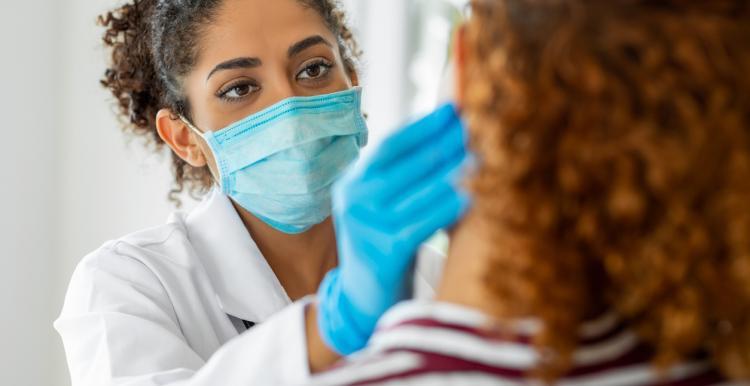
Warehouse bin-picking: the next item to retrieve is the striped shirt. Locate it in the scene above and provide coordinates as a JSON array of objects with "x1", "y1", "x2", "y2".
[{"x1": 310, "y1": 301, "x2": 741, "y2": 386}]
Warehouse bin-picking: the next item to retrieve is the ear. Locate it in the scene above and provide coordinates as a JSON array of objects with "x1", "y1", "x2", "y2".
[
  {"x1": 155, "y1": 109, "x2": 208, "y2": 168},
  {"x1": 453, "y1": 24, "x2": 468, "y2": 110}
]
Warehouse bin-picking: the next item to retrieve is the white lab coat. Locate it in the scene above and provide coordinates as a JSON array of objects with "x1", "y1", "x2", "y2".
[{"x1": 54, "y1": 189, "x2": 445, "y2": 386}]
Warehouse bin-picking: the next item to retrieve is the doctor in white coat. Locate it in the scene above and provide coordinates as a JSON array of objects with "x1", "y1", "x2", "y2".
[{"x1": 55, "y1": 0, "x2": 471, "y2": 385}]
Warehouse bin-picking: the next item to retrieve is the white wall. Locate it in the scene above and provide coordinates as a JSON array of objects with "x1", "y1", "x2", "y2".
[
  {"x1": 343, "y1": 0, "x2": 466, "y2": 156},
  {"x1": 0, "y1": 0, "x2": 59, "y2": 385},
  {"x1": 0, "y1": 1, "x2": 461, "y2": 385},
  {"x1": 51, "y1": 0, "x2": 181, "y2": 384},
  {"x1": 342, "y1": 0, "x2": 411, "y2": 156}
]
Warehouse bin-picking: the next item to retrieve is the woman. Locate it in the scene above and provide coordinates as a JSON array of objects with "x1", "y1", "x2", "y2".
[
  {"x1": 54, "y1": 0, "x2": 470, "y2": 385},
  {"x1": 312, "y1": 0, "x2": 750, "y2": 384}
]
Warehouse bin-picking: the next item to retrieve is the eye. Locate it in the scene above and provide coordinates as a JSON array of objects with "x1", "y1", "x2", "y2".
[
  {"x1": 218, "y1": 80, "x2": 259, "y2": 102},
  {"x1": 297, "y1": 59, "x2": 333, "y2": 81}
]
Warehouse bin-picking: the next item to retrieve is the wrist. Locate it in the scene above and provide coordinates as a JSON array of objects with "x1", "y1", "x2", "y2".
[
  {"x1": 305, "y1": 302, "x2": 341, "y2": 373},
  {"x1": 316, "y1": 269, "x2": 373, "y2": 355},
  {"x1": 340, "y1": 261, "x2": 415, "y2": 317}
]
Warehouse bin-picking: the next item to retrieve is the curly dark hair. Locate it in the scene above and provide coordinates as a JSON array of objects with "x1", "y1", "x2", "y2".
[
  {"x1": 463, "y1": 0, "x2": 750, "y2": 380},
  {"x1": 98, "y1": 0, "x2": 360, "y2": 204}
]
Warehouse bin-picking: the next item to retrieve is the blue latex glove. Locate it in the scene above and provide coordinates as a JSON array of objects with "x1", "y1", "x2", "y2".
[{"x1": 317, "y1": 104, "x2": 472, "y2": 355}]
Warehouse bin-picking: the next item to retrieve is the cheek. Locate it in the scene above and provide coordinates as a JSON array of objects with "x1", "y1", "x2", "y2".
[
  {"x1": 329, "y1": 48, "x2": 355, "y2": 88},
  {"x1": 329, "y1": 63, "x2": 355, "y2": 89}
]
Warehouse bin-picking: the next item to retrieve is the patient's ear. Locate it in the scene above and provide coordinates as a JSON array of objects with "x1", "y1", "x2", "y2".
[{"x1": 453, "y1": 24, "x2": 468, "y2": 110}]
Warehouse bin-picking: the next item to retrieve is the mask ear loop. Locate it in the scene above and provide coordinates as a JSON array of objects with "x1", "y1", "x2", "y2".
[
  {"x1": 178, "y1": 115, "x2": 222, "y2": 188},
  {"x1": 179, "y1": 114, "x2": 204, "y2": 136}
]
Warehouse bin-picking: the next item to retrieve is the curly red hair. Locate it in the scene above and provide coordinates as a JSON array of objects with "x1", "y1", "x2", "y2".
[{"x1": 462, "y1": 0, "x2": 750, "y2": 380}]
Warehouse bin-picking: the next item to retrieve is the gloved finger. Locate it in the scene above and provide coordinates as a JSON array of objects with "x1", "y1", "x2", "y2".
[
  {"x1": 342, "y1": 158, "x2": 467, "y2": 233},
  {"x1": 396, "y1": 188, "x2": 472, "y2": 248},
  {"x1": 381, "y1": 148, "x2": 470, "y2": 209},
  {"x1": 378, "y1": 129, "x2": 467, "y2": 205},
  {"x1": 358, "y1": 119, "x2": 467, "y2": 205},
  {"x1": 338, "y1": 196, "x2": 438, "y2": 260},
  {"x1": 337, "y1": 113, "x2": 466, "y2": 206},
  {"x1": 363, "y1": 104, "x2": 462, "y2": 175},
  {"x1": 391, "y1": 181, "x2": 467, "y2": 223},
  {"x1": 334, "y1": 206, "x2": 397, "y2": 257},
  {"x1": 359, "y1": 182, "x2": 472, "y2": 256}
]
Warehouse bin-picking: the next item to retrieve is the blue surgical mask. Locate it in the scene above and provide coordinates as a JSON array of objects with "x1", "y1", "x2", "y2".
[{"x1": 182, "y1": 87, "x2": 368, "y2": 234}]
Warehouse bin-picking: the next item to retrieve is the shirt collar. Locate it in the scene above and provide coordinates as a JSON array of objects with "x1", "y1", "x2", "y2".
[{"x1": 184, "y1": 188, "x2": 292, "y2": 323}]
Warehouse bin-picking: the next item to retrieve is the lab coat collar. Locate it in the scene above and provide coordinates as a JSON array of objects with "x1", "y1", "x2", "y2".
[{"x1": 185, "y1": 188, "x2": 292, "y2": 324}]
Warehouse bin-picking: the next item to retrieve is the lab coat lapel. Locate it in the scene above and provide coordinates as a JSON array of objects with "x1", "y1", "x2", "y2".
[{"x1": 185, "y1": 189, "x2": 292, "y2": 324}]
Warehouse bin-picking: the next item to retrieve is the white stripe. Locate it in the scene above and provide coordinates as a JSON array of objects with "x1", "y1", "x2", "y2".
[
  {"x1": 579, "y1": 312, "x2": 620, "y2": 339},
  {"x1": 376, "y1": 301, "x2": 499, "y2": 330},
  {"x1": 559, "y1": 361, "x2": 712, "y2": 386},
  {"x1": 353, "y1": 362, "x2": 717, "y2": 386},
  {"x1": 308, "y1": 351, "x2": 423, "y2": 386},
  {"x1": 378, "y1": 302, "x2": 622, "y2": 340},
  {"x1": 368, "y1": 324, "x2": 639, "y2": 369},
  {"x1": 373, "y1": 372, "x2": 526, "y2": 386},
  {"x1": 313, "y1": 360, "x2": 716, "y2": 386},
  {"x1": 378, "y1": 301, "x2": 544, "y2": 335},
  {"x1": 367, "y1": 326, "x2": 539, "y2": 369},
  {"x1": 573, "y1": 330, "x2": 639, "y2": 366}
]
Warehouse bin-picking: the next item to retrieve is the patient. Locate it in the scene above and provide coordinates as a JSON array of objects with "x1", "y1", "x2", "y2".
[{"x1": 311, "y1": 0, "x2": 750, "y2": 384}]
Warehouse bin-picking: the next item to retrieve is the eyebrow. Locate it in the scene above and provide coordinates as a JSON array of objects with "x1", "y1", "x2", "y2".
[
  {"x1": 288, "y1": 35, "x2": 333, "y2": 58},
  {"x1": 206, "y1": 57, "x2": 262, "y2": 81},
  {"x1": 205, "y1": 36, "x2": 332, "y2": 82}
]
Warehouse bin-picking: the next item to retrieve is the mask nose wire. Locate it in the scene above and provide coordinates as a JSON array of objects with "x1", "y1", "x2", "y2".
[{"x1": 178, "y1": 114, "x2": 222, "y2": 186}]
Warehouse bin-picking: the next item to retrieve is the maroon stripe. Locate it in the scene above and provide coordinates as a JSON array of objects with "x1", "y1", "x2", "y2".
[
  {"x1": 374, "y1": 322, "x2": 654, "y2": 377},
  {"x1": 345, "y1": 348, "x2": 724, "y2": 386},
  {"x1": 358, "y1": 318, "x2": 726, "y2": 385}
]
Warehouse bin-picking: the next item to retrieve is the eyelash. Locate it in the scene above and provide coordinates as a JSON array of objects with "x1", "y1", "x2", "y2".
[
  {"x1": 297, "y1": 59, "x2": 334, "y2": 81},
  {"x1": 217, "y1": 80, "x2": 259, "y2": 103},
  {"x1": 216, "y1": 59, "x2": 335, "y2": 103}
]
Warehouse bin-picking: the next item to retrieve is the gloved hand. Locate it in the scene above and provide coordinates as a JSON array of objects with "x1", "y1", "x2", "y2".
[{"x1": 317, "y1": 103, "x2": 472, "y2": 355}]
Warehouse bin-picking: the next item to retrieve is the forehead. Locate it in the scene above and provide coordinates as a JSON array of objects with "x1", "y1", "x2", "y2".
[{"x1": 198, "y1": 0, "x2": 336, "y2": 63}]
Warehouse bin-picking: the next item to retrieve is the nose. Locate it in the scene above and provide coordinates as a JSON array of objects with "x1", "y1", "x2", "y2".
[{"x1": 260, "y1": 70, "x2": 297, "y2": 109}]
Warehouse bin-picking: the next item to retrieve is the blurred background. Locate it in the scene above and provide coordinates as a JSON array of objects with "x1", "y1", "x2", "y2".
[{"x1": 0, "y1": 0, "x2": 466, "y2": 385}]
